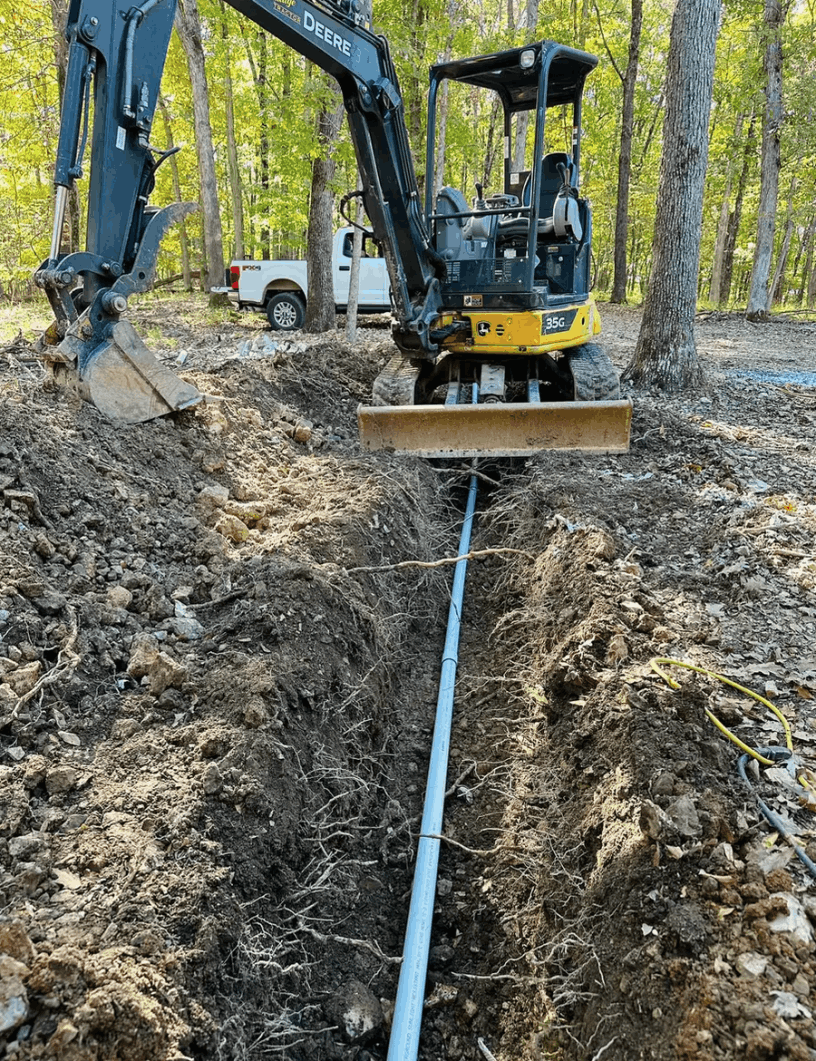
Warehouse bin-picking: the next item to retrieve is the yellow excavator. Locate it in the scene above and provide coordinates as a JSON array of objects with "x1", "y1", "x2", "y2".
[{"x1": 36, "y1": 0, "x2": 631, "y2": 458}]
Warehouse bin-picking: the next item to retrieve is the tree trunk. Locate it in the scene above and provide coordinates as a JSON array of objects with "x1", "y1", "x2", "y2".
[
  {"x1": 794, "y1": 215, "x2": 815, "y2": 305},
  {"x1": 256, "y1": 31, "x2": 271, "y2": 259},
  {"x1": 511, "y1": 0, "x2": 540, "y2": 172},
  {"x1": 481, "y1": 99, "x2": 503, "y2": 189},
  {"x1": 220, "y1": 3, "x2": 245, "y2": 263},
  {"x1": 49, "y1": 0, "x2": 81, "y2": 254},
  {"x1": 770, "y1": 173, "x2": 797, "y2": 305},
  {"x1": 808, "y1": 240, "x2": 816, "y2": 309},
  {"x1": 745, "y1": 0, "x2": 787, "y2": 320},
  {"x1": 345, "y1": 188, "x2": 364, "y2": 344},
  {"x1": 719, "y1": 113, "x2": 756, "y2": 306},
  {"x1": 708, "y1": 111, "x2": 745, "y2": 305},
  {"x1": 157, "y1": 99, "x2": 193, "y2": 290},
  {"x1": 626, "y1": 0, "x2": 721, "y2": 391},
  {"x1": 610, "y1": 0, "x2": 643, "y2": 304},
  {"x1": 432, "y1": 0, "x2": 458, "y2": 198},
  {"x1": 175, "y1": 0, "x2": 228, "y2": 305},
  {"x1": 304, "y1": 87, "x2": 344, "y2": 333}
]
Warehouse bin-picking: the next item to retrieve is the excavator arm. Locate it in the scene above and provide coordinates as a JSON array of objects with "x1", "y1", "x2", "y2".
[
  {"x1": 37, "y1": 0, "x2": 446, "y2": 423},
  {"x1": 36, "y1": 0, "x2": 202, "y2": 420},
  {"x1": 225, "y1": 0, "x2": 445, "y2": 350}
]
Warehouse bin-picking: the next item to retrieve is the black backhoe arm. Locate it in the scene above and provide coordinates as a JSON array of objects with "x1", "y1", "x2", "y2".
[
  {"x1": 227, "y1": 0, "x2": 444, "y2": 348},
  {"x1": 39, "y1": 0, "x2": 184, "y2": 323},
  {"x1": 39, "y1": 0, "x2": 444, "y2": 356}
]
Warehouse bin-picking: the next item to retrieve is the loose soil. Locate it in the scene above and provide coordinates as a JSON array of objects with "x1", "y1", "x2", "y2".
[{"x1": 1, "y1": 297, "x2": 816, "y2": 1061}]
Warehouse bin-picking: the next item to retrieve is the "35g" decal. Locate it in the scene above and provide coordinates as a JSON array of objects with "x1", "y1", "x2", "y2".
[{"x1": 542, "y1": 310, "x2": 576, "y2": 335}]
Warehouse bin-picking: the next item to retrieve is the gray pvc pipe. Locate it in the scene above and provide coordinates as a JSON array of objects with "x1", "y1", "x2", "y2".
[{"x1": 387, "y1": 466, "x2": 479, "y2": 1061}]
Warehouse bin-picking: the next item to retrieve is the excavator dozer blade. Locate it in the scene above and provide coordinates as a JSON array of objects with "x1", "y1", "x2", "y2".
[
  {"x1": 358, "y1": 399, "x2": 633, "y2": 458},
  {"x1": 67, "y1": 319, "x2": 203, "y2": 424}
]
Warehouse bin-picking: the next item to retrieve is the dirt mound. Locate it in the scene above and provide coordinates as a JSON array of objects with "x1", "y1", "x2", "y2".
[{"x1": 1, "y1": 298, "x2": 816, "y2": 1061}]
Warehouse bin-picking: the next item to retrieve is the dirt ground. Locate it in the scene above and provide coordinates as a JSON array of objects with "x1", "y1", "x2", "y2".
[{"x1": 1, "y1": 296, "x2": 816, "y2": 1061}]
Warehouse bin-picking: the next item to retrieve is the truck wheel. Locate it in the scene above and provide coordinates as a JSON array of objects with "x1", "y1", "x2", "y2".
[{"x1": 266, "y1": 292, "x2": 305, "y2": 331}]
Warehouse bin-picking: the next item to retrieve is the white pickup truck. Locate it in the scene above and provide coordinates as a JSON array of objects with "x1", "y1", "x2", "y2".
[{"x1": 225, "y1": 227, "x2": 390, "y2": 330}]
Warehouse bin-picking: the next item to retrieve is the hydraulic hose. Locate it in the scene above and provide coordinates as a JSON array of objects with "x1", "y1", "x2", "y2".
[
  {"x1": 387, "y1": 463, "x2": 479, "y2": 1061},
  {"x1": 122, "y1": 0, "x2": 162, "y2": 120}
]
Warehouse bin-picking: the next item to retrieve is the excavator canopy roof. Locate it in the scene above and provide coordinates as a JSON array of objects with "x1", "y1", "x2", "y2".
[{"x1": 430, "y1": 40, "x2": 597, "y2": 113}]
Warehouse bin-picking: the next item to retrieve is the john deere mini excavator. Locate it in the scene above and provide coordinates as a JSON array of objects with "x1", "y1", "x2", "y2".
[{"x1": 37, "y1": 0, "x2": 631, "y2": 457}]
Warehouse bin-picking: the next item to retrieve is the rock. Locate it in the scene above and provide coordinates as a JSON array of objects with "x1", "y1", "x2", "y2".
[
  {"x1": 146, "y1": 652, "x2": 187, "y2": 697},
  {"x1": 242, "y1": 698, "x2": 268, "y2": 728},
  {"x1": 771, "y1": 990, "x2": 812, "y2": 1020},
  {"x1": 22, "y1": 756, "x2": 48, "y2": 790},
  {"x1": 32, "y1": 534, "x2": 54, "y2": 559},
  {"x1": 15, "y1": 863, "x2": 46, "y2": 895},
  {"x1": 458, "y1": 996, "x2": 478, "y2": 1021},
  {"x1": 0, "y1": 954, "x2": 29, "y2": 1033},
  {"x1": 106, "y1": 586, "x2": 133, "y2": 610},
  {"x1": 324, "y1": 980, "x2": 384, "y2": 1045},
  {"x1": 605, "y1": 632, "x2": 628, "y2": 664},
  {"x1": 126, "y1": 633, "x2": 161, "y2": 678},
  {"x1": 110, "y1": 718, "x2": 141, "y2": 741},
  {"x1": 47, "y1": 1018, "x2": 79, "y2": 1050},
  {"x1": 5, "y1": 661, "x2": 41, "y2": 697},
  {"x1": 202, "y1": 763, "x2": 223, "y2": 796},
  {"x1": 769, "y1": 893, "x2": 814, "y2": 945},
  {"x1": 665, "y1": 902, "x2": 708, "y2": 956},
  {"x1": 32, "y1": 592, "x2": 67, "y2": 617},
  {"x1": 0, "y1": 781, "x2": 29, "y2": 836},
  {"x1": 224, "y1": 500, "x2": 266, "y2": 524},
  {"x1": 639, "y1": 801, "x2": 663, "y2": 840},
  {"x1": 293, "y1": 421, "x2": 312, "y2": 443},
  {"x1": 171, "y1": 601, "x2": 204, "y2": 641},
  {"x1": 736, "y1": 952, "x2": 767, "y2": 978},
  {"x1": 127, "y1": 636, "x2": 187, "y2": 696},
  {"x1": 0, "y1": 920, "x2": 35, "y2": 964},
  {"x1": 667, "y1": 794, "x2": 701, "y2": 838},
  {"x1": 214, "y1": 513, "x2": 250, "y2": 543},
  {"x1": 8, "y1": 833, "x2": 48, "y2": 861},
  {"x1": 45, "y1": 766, "x2": 78, "y2": 795},
  {"x1": 652, "y1": 771, "x2": 676, "y2": 799},
  {"x1": 197, "y1": 484, "x2": 230, "y2": 514}
]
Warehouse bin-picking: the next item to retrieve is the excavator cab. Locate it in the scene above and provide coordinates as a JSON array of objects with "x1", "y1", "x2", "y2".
[{"x1": 359, "y1": 41, "x2": 631, "y2": 457}]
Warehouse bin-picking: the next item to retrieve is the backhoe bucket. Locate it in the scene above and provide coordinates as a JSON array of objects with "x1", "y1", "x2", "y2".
[
  {"x1": 357, "y1": 399, "x2": 632, "y2": 458},
  {"x1": 52, "y1": 319, "x2": 202, "y2": 424}
]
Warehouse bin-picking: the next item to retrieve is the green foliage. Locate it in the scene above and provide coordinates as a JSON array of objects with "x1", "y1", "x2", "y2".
[
  {"x1": 0, "y1": 6, "x2": 60, "y2": 293},
  {"x1": 1, "y1": 0, "x2": 815, "y2": 309}
]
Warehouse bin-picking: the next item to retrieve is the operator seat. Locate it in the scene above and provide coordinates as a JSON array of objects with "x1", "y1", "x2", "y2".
[
  {"x1": 498, "y1": 152, "x2": 583, "y2": 242},
  {"x1": 434, "y1": 186, "x2": 492, "y2": 261}
]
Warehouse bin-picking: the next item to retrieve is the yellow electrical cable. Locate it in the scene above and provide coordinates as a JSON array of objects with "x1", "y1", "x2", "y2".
[
  {"x1": 650, "y1": 659, "x2": 816, "y2": 849},
  {"x1": 649, "y1": 656, "x2": 795, "y2": 771}
]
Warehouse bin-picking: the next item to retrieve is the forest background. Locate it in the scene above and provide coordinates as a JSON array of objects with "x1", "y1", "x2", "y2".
[{"x1": 1, "y1": 0, "x2": 815, "y2": 314}]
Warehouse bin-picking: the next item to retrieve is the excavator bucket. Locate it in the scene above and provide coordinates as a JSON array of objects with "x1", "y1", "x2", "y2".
[
  {"x1": 357, "y1": 399, "x2": 632, "y2": 458},
  {"x1": 80, "y1": 321, "x2": 203, "y2": 423},
  {"x1": 48, "y1": 318, "x2": 203, "y2": 425}
]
